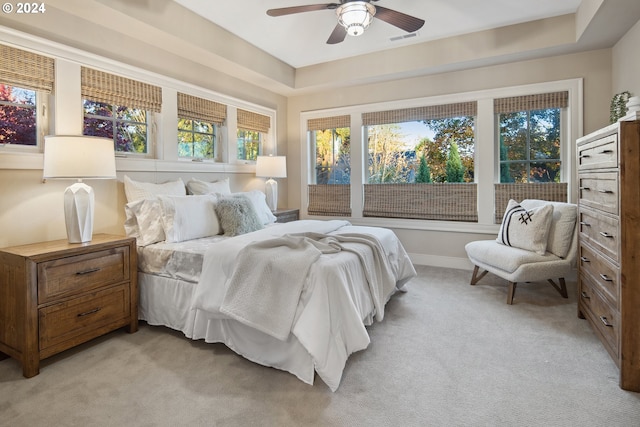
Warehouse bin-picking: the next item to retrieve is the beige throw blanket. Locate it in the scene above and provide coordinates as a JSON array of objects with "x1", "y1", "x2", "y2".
[{"x1": 219, "y1": 232, "x2": 396, "y2": 341}]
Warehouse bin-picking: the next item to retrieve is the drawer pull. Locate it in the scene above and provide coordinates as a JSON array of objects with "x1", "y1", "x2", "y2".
[
  {"x1": 579, "y1": 221, "x2": 591, "y2": 227},
  {"x1": 599, "y1": 231, "x2": 614, "y2": 238},
  {"x1": 580, "y1": 154, "x2": 591, "y2": 159},
  {"x1": 597, "y1": 189, "x2": 614, "y2": 194},
  {"x1": 599, "y1": 274, "x2": 613, "y2": 282},
  {"x1": 579, "y1": 187, "x2": 591, "y2": 191},
  {"x1": 599, "y1": 149, "x2": 614, "y2": 154},
  {"x1": 580, "y1": 291, "x2": 590, "y2": 300},
  {"x1": 76, "y1": 267, "x2": 101, "y2": 275},
  {"x1": 580, "y1": 256, "x2": 590, "y2": 263},
  {"x1": 599, "y1": 316, "x2": 614, "y2": 328},
  {"x1": 77, "y1": 307, "x2": 101, "y2": 317}
]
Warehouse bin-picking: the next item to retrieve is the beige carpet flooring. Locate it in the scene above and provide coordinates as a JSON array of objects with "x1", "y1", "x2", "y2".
[{"x1": 1, "y1": 265, "x2": 639, "y2": 426}]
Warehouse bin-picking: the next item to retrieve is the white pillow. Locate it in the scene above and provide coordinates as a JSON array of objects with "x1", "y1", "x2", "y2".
[
  {"x1": 230, "y1": 190, "x2": 277, "y2": 225},
  {"x1": 521, "y1": 199, "x2": 577, "y2": 259},
  {"x1": 124, "y1": 199, "x2": 166, "y2": 246},
  {"x1": 124, "y1": 175, "x2": 186, "y2": 203},
  {"x1": 158, "y1": 195, "x2": 220, "y2": 243},
  {"x1": 186, "y1": 177, "x2": 231, "y2": 196},
  {"x1": 497, "y1": 199, "x2": 553, "y2": 255}
]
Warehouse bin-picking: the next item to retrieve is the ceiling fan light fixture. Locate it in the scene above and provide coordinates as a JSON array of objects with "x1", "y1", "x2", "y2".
[{"x1": 336, "y1": 1, "x2": 376, "y2": 37}]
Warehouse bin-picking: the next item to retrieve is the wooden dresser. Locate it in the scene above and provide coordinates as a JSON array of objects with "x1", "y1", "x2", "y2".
[
  {"x1": 576, "y1": 113, "x2": 640, "y2": 391},
  {"x1": 0, "y1": 234, "x2": 137, "y2": 377}
]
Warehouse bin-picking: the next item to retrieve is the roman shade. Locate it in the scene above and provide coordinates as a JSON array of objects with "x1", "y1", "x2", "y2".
[
  {"x1": 494, "y1": 91, "x2": 569, "y2": 114},
  {"x1": 237, "y1": 109, "x2": 271, "y2": 133},
  {"x1": 0, "y1": 43, "x2": 54, "y2": 93},
  {"x1": 362, "y1": 101, "x2": 477, "y2": 126},
  {"x1": 178, "y1": 92, "x2": 227, "y2": 125}
]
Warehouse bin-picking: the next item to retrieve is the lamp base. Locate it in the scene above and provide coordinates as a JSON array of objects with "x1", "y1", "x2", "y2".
[
  {"x1": 264, "y1": 178, "x2": 278, "y2": 211},
  {"x1": 64, "y1": 182, "x2": 95, "y2": 243}
]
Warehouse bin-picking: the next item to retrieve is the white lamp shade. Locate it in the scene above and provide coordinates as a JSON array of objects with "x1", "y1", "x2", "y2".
[
  {"x1": 337, "y1": 1, "x2": 376, "y2": 37},
  {"x1": 43, "y1": 136, "x2": 116, "y2": 179},
  {"x1": 256, "y1": 155, "x2": 287, "y2": 178},
  {"x1": 43, "y1": 136, "x2": 116, "y2": 243}
]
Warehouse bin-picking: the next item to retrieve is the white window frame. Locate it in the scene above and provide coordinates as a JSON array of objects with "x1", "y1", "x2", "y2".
[
  {"x1": 0, "y1": 87, "x2": 50, "y2": 152},
  {"x1": 300, "y1": 79, "x2": 582, "y2": 234}
]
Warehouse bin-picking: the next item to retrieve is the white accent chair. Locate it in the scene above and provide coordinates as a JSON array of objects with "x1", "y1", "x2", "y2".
[{"x1": 465, "y1": 200, "x2": 578, "y2": 304}]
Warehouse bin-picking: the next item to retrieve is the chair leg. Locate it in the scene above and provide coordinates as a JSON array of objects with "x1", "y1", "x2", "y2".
[
  {"x1": 548, "y1": 278, "x2": 568, "y2": 298},
  {"x1": 507, "y1": 282, "x2": 517, "y2": 305},
  {"x1": 470, "y1": 265, "x2": 489, "y2": 286}
]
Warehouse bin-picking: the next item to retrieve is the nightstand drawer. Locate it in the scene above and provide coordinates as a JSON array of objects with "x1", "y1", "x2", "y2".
[
  {"x1": 39, "y1": 284, "x2": 130, "y2": 354},
  {"x1": 38, "y1": 247, "x2": 130, "y2": 304}
]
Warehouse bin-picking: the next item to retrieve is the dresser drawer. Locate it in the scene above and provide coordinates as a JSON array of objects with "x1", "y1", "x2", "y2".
[
  {"x1": 579, "y1": 243, "x2": 619, "y2": 305},
  {"x1": 578, "y1": 172, "x2": 619, "y2": 215},
  {"x1": 579, "y1": 274, "x2": 619, "y2": 361},
  {"x1": 578, "y1": 208, "x2": 619, "y2": 262},
  {"x1": 39, "y1": 284, "x2": 130, "y2": 355},
  {"x1": 577, "y1": 133, "x2": 618, "y2": 170},
  {"x1": 38, "y1": 247, "x2": 130, "y2": 304}
]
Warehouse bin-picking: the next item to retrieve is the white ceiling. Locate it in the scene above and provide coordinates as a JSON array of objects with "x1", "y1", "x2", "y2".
[{"x1": 174, "y1": 0, "x2": 582, "y2": 68}]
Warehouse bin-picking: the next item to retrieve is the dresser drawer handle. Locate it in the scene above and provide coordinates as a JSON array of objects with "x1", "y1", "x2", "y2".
[
  {"x1": 599, "y1": 149, "x2": 614, "y2": 154},
  {"x1": 599, "y1": 232, "x2": 614, "y2": 238},
  {"x1": 597, "y1": 189, "x2": 614, "y2": 194},
  {"x1": 579, "y1": 187, "x2": 591, "y2": 191},
  {"x1": 580, "y1": 154, "x2": 591, "y2": 159},
  {"x1": 580, "y1": 291, "x2": 590, "y2": 300},
  {"x1": 599, "y1": 274, "x2": 613, "y2": 282},
  {"x1": 580, "y1": 256, "x2": 590, "y2": 263},
  {"x1": 599, "y1": 316, "x2": 614, "y2": 328},
  {"x1": 76, "y1": 268, "x2": 101, "y2": 275},
  {"x1": 580, "y1": 221, "x2": 591, "y2": 227},
  {"x1": 77, "y1": 307, "x2": 101, "y2": 317}
]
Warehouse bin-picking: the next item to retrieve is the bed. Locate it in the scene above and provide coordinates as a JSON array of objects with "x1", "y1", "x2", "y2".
[{"x1": 124, "y1": 176, "x2": 416, "y2": 391}]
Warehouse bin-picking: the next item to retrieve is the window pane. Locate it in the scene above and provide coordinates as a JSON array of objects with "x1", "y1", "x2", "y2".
[
  {"x1": 117, "y1": 106, "x2": 146, "y2": 123},
  {"x1": 0, "y1": 85, "x2": 37, "y2": 145},
  {"x1": 237, "y1": 129, "x2": 261, "y2": 161},
  {"x1": 530, "y1": 161, "x2": 561, "y2": 183},
  {"x1": 367, "y1": 118, "x2": 474, "y2": 184},
  {"x1": 312, "y1": 127, "x2": 350, "y2": 184},
  {"x1": 83, "y1": 100, "x2": 148, "y2": 154},
  {"x1": 193, "y1": 133, "x2": 213, "y2": 158},
  {"x1": 501, "y1": 162, "x2": 527, "y2": 183},
  {"x1": 116, "y1": 122, "x2": 147, "y2": 153},
  {"x1": 178, "y1": 117, "x2": 215, "y2": 159},
  {"x1": 83, "y1": 99, "x2": 112, "y2": 117},
  {"x1": 83, "y1": 117, "x2": 114, "y2": 140}
]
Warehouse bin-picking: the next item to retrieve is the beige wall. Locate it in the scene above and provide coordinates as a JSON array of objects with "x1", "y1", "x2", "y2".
[{"x1": 612, "y1": 19, "x2": 640, "y2": 96}]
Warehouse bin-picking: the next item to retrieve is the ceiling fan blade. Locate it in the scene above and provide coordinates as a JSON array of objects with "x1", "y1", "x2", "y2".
[
  {"x1": 374, "y1": 6, "x2": 425, "y2": 33},
  {"x1": 267, "y1": 4, "x2": 336, "y2": 17},
  {"x1": 327, "y1": 24, "x2": 347, "y2": 44}
]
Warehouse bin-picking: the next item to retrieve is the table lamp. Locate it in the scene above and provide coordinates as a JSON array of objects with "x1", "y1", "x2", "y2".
[
  {"x1": 256, "y1": 155, "x2": 287, "y2": 211},
  {"x1": 43, "y1": 135, "x2": 116, "y2": 243}
]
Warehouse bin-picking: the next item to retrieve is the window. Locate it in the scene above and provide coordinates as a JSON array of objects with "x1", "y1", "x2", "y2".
[
  {"x1": 0, "y1": 44, "x2": 53, "y2": 148},
  {"x1": 237, "y1": 109, "x2": 270, "y2": 161},
  {"x1": 177, "y1": 93, "x2": 226, "y2": 161},
  {"x1": 0, "y1": 85, "x2": 37, "y2": 145},
  {"x1": 83, "y1": 100, "x2": 148, "y2": 153},
  {"x1": 81, "y1": 67, "x2": 161, "y2": 155}
]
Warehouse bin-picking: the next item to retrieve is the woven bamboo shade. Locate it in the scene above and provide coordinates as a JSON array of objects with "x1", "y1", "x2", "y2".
[
  {"x1": 308, "y1": 185, "x2": 351, "y2": 216},
  {"x1": 494, "y1": 183, "x2": 568, "y2": 223},
  {"x1": 81, "y1": 67, "x2": 162, "y2": 112},
  {"x1": 178, "y1": 93, "x2": 227, "y2": 125},
  {"x1": 307, "y1": 115, "x2": 351, "y2": 131},
  {"x1": 494, "y1": 91, "x2": 569, "y2": 114},
  {"x1": 238, "y1": 109, "x2": 271, "y2": 133},
  {"x1": 362, "y1": 102, "x2": 477, "y2": 126},
  {"x1": 0, "y1": 44, "x2": 54, "y2": 93},
  {"x1": 363, "y1": 183, "x2": 478, "y2": 222}
]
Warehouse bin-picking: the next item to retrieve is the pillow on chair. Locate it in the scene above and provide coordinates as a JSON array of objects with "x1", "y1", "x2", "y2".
[{"x1": 496, "y1": 199, "x2": 553, "y2": 255}]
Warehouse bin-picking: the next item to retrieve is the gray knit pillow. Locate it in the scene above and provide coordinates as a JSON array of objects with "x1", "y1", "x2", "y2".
[{"x1": 215, "y1": 196, "x2": 263, "y2": 237}]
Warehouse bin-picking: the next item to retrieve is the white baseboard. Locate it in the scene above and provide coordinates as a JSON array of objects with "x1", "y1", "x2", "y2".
[{"x1": 408, "y1": 253, "x2": 474, "y2": 271}]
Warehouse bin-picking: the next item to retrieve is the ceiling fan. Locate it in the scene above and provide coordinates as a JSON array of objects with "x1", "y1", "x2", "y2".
[{"x1": 266, "y1": 0, "x2": 425, "y2": 45}]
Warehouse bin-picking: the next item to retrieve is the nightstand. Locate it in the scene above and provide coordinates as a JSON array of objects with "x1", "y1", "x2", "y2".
[
  {"x1": 273, "y1": 208, "x2": 300, "y2": 223},
  {"x1": 0, "y1": 234, "x2": 137, "y2": 378}
]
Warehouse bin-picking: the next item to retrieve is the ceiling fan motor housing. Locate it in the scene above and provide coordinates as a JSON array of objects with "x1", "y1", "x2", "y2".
[{"x1": 336, "y1": 1, "x2": 376, "y2": 36}]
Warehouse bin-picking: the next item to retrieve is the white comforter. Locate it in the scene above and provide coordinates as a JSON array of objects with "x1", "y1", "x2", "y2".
[{"x1": 190, "y1": 220, "x2": 416, "y2": 391}]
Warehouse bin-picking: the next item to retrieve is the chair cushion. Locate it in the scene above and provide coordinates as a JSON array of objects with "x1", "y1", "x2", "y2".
[
  {"x1": 465, "y1": 240, "x2": 558, "y2": 274},
  {"x1": 521, "y1": 199, "x2": 576, "y2": 259},
  {"x1": 496, "y1": 199, "x2": 553, "y2": 255}
]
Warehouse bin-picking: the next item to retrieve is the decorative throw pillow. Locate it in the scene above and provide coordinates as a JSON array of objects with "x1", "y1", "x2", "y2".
[
  {"x1": 215, "y1": 196, "x2": 264, "y2": 237},
  {"x1": 521, "y1": 199, "x2": 577, "y2": 259},
  {"x1": 496, "y1": 199, "x2": 553, "y2": 255},
  {"x1": 124, "y1": 175, "x2": 186, "y2": 203},
  {"x1": 124, "y1": 199, "x2": 166, "y2": 246},
  {"x1": 158, "y1": 195, "x2": 220, "y2": 243},
  {"x1": 230, "y1": 190, "x2": 277, "y2": 225},
  {"x1": 186, "y1": 177, "x2": 231, "y2": 196}
]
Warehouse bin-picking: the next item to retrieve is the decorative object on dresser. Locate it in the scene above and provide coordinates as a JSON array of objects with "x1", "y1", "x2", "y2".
[
  {"x1": 255, "y1": 155, "x2": 287, "y2": 211},
  {"x1": 0, "y1": 234, "x2": 137, "y2": 378},
  {"x1": 272, "y1": 208, "x2": 300, "y2": 223},
  {"x1": 576, "y1": 112, "x2": 640, "y2": 392},
  {"x1": 43, "y1": 136, "x2": 117, "y2": 243}
]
